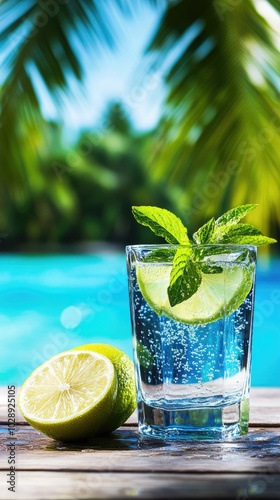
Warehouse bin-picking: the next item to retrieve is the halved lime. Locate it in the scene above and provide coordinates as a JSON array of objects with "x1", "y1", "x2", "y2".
[
  {"x1": 18, "y1": 350, "x2": 117, "y2": 441},
  {"x1": 136, "y1": 263, "x2": 253, "y2": 324},
  {"x1": 73, "y1": 343, "x2": 136, "y2": 433}
]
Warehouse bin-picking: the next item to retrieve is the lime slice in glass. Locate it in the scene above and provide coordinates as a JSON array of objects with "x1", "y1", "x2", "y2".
[{"x1": 136, "y1": 263, "x2": 253, "y2": 324}]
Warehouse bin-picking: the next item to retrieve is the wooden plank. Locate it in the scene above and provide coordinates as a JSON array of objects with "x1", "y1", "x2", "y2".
[
  {"x1": 249, "y1": 388, "x2": 280, "y2": 425},
  {"x1": 249, "y1": 387, "x2": 280, "y2": 401},
  {"x1": 1, "y1": 386, "x2": 280, "y2": 499},
  {"x1": 1, "y1": 387, "x2": 280, "y2": 426},
  {"x1": 1, "y1": 425, "x2": 280, "y2": 473},
  {"x1": 250, "y1": 393, "x2": 280, "y2": 425},
  {"x1": 1, "y1": 471, "x2": 280, "y2": 500},
  {"x1": 0, "y1": 386, "x2": 22, "y2": 427}
]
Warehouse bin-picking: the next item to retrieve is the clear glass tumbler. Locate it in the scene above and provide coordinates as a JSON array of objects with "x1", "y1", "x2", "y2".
[{"x1": 126, "y1": 244, "x2": 257, "y2": 440}]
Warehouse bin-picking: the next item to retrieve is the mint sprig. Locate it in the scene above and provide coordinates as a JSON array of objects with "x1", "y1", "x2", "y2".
[
  {"x1": 132, "y1": 206, "x2": 189, "y2": 245},
  {"x1": 132, "y1": 204, "x2": 277, "y2": 307},
  {"x1": 215, "y1": 204, "x2": 257, "y2": 227},
  {"x1": 193, "y1": 217, "x2": 215, "y2": 244},
  {"x1": 167, "y1": 247, "x2": 202, "y2": 306}
]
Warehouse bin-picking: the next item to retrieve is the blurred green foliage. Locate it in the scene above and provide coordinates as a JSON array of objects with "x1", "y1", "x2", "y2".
[
  {"x1": 1, "y1": 0, "x2": 280, "y2": 251},
  {"x1": 1, "y1": 103, "x2": 175, "y2": 246}
]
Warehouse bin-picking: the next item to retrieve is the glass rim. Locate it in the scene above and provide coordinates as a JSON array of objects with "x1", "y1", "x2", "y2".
[{"x1": 126, "y1": 243, "x2": 257, "y2": 251}]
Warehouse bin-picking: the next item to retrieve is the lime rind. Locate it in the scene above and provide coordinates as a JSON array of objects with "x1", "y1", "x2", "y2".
[
  {"x1": 136, "y1": 263, "x2": 253, "y2": 325},
  {"x1": 73, "y1": 343, "x2": 137, "y2": 434}
]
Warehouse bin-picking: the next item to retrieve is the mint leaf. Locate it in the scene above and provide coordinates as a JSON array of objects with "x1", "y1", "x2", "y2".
[
  {"x1": 144, "y1": 248, "x2": 176, "y2": 262},
  {"x1": 214, "y1": 223, "x2": 263, "y2": 243},
  {"x1": 167, "y1": 247, "x2": 202, "y2": 307},
  {"x1": 132, "y1": 206, "x2": 189, "y2": 244},
  {"x1": 215, "y1": 204, "x2": 258, "y2": 227},
  {"x1": 193, "y1": 245, "x2": 232, "y2": 260},
  {"x1": 131, "y1": 203, "x2": 277, "y2": 309},
  {"x1": 193, "y1": 217, "x2": 215, "y2": 244},
  {"x1": 223, "y1": 235, "x2": 277, "y2": 246},
  {"x1": 199, "y1": 263, "x2": 223, "y2": 274}
]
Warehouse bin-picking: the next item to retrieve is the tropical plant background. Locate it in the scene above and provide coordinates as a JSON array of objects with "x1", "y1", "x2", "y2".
[{"x1": 1, "y1": 0, "x2": 280, "y2": 252}]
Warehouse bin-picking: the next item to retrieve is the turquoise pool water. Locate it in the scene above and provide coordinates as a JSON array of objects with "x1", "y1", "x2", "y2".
[{"x1": 1, "y1": 253, "x2": 279, "y2": 387}]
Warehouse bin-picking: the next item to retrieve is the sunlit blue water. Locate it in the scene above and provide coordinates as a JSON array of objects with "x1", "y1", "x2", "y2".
[{"x1": 0, "y1": 253, "x2": 279, "y2": 387}]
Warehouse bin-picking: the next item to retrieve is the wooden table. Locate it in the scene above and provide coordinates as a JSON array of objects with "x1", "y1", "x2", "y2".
[{"x1": 0, "y1": 387, "x2": 280, "y2": 499}]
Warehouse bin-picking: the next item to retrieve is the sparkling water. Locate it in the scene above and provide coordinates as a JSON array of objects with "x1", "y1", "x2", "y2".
[
  {"x1": 133, "y1": 272, "x2": 252, "y2": 406},
  {"x1": 127, "y1": 246, "x2": 256, "y2": 440}
]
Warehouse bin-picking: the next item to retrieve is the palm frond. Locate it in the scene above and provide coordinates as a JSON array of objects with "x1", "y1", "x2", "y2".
[
  {"x1": 147, "y1": 0, "x2": 280, "y2": 240},
  {"x1": 0, "y1": 0, "x2": 120, "y2": 193}
]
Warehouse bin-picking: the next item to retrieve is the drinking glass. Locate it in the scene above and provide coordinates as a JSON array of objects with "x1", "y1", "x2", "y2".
[{"x1": 126, "y1": 244, "x2": 257, "y2": 440}]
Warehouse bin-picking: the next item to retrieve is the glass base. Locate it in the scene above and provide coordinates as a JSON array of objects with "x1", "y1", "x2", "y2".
[{"x1": 137, "y1": 398, "x2": 249, "y2": 441}]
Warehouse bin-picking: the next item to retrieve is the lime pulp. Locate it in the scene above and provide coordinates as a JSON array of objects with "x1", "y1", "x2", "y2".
[{"x1": 136, "y1": 262, "x2": 253, "y2": 324}]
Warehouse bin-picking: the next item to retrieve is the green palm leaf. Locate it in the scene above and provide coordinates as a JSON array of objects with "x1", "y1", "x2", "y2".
[
  {"x1": 0, "y1": 0, "x2": 120, "y2": 194},
  {"x1": 147, "y1": 0, "x2": 280, "y2": 238}
]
